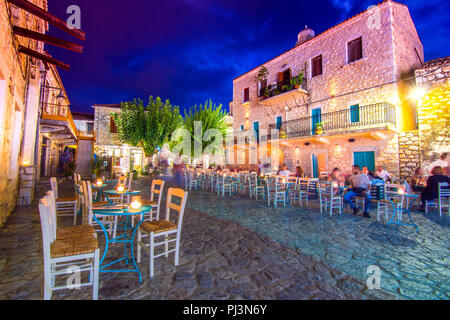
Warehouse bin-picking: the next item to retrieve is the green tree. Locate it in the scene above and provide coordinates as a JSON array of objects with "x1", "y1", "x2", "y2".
[
  {"x1": 112, "y1": 96, "x2": 183, "y2": 156},
  {"x1": 181, "y1": 99, "x2": 229, "y2": 157}
]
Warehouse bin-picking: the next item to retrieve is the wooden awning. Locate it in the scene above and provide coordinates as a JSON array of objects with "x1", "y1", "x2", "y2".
[
  {"x1": 7, "y1": 0, "x2": 85, "y2": 40},
  {"x1": 13, "y1": 26, "x2": 83, "y2": 53},
  {"x1": 8, "y1": 0, "x2": 86, "y2": 70}
]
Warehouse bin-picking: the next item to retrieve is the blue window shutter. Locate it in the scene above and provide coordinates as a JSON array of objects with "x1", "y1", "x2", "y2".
[{"x1": 350, "y1": 104, "x2": 360, "y2": 123}]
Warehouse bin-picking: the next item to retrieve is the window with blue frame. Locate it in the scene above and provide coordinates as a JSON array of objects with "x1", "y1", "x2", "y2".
[
  {"x1": 240, "y1": 125, "x2": 244, "y2": 131},
  {"x1": 350, "y1": 104, "x2": 360, "y2": 123},
  {"x1": 276, "y1": 116, "x2": 282, "y2": 130}
]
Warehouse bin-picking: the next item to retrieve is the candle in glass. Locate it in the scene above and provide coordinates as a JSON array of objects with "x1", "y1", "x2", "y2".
[{"x1": 130, "y1": 196, "x2": 142, "y2": 209}]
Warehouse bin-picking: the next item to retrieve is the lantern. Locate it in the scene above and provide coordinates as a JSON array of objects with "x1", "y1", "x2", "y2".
[{"x1": 130, "y1": 196, "x2": 142, "y2": 209}]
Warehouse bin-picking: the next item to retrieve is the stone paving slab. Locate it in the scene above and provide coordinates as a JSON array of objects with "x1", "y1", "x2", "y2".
[{"x1": 0, "y1": 177, "x2": 417, "y2": 300}]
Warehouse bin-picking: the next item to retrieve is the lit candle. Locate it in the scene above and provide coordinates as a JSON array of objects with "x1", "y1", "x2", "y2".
[
  {"x1": 332, "y1": 182, "x2": 338, "y2": 188},
  {"x1": 117, "y1": 185, "x2": 125, "y2": 193},
  {"x1": 398, "y1": 188, "x2": 405, "y2": 195},
  {"x1": 281, "y1": 178, "x2": 286, "y2": 184},
  {"x1": 96, "y1": 179, "x2": 103, "y2": 186},
  {"x1": 130, "y1": 196, "x2": 142, "y2": 209}
]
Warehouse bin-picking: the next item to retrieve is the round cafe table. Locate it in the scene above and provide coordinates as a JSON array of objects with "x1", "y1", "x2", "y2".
[
  {"x1": 103, "y1": 189, "x2": 141, "y2": 204},
  {"x1": 93, "y1": 204, "x2": 152, "y2": 282},
  {"x1": 386, "y1": 193, "x2": 419, "y2": 230},
  {"x1": 91, "y1": 183, "x2": 108, "y2": 201}
]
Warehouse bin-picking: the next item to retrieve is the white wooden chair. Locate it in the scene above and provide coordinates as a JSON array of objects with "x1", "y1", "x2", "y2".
[
  {"x1": 38, "y1": 197, "x2": 99, "y2": 300},
  {"x1": 142, "y1": 179, "x2": 165, "y2": 221},
  {"x1": 137, "y1": 188, "x2": 188, "y2": 277},
  {"x1": 218, "y1": 174, "x2": 233, "y2": 197},
  {"x1": 248, "y1": 174, "x2": 265, "y2": 199},
  {"x1": 266, "y1": 176, "x2": 287, "y2": 207},
  {"x1": 437, "y1": 182, "x2": 450, "y2": 216},
  {"x1": 297, "y1": 178, "x2": 312, "y2": 207},
  {"x1": 319, "y1": 181, "x2": 342, "y2": 215},
  {"x1": 46, "y1": 190, "x2": 96, "y2": 240},
  {"x1": 50, "y1": 177, "x2": 78, "y2": 225},
  {"x1": 83, "y1": 181, "x2": 118, "y2": 237}
]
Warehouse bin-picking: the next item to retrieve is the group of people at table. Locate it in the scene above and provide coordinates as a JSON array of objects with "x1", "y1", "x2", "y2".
[{"x1": 206, "y1": 152, "x2": 450, "y2": 217}]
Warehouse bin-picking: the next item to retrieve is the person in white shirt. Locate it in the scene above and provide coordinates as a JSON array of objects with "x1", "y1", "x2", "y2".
[
  {"x1": 375, "y1": 166, "x2": 391, "y2": 181},
  {"x1": 278, "y1": 165, "x2": 291, "y2": 177}
]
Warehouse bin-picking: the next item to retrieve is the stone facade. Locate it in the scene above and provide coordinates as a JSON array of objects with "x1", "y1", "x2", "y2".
[
  {"x1": 398, "y1": 57, "x2": 450, "y2": 179},
  {"x1": 0, "y1": 1, "x2": 46, "y2": 224},
  {"x1": 92, "y1": 104, "x2": 146, "y2": 176},
  {"x1": 231, "y1": 1, "x2": 423, "y2": 177}
]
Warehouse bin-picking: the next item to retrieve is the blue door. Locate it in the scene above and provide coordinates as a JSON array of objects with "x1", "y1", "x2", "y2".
[
  {"x1": 353, "y1": 151, "x2": 375, "y2": 172},
  {"x1": 253, "y1": 121, "x2": 259, "y2": 142},
  {"x1": 311, "y1": 108, "x2": 321, "y2": 135},
  {"x1": 312, "y1": 154, "x2": 319, "y2": 178},
  {"x1": 350, "y1": 104, "x2": 360, "y2": 123}
]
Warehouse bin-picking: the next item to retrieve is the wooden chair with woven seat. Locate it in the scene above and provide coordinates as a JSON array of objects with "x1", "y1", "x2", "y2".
[
  {"x1": 137, "y1": 187, "x2": 188, "y2": 278},
  {"x1": 142, "y1": 179, "x2": 165, "y2": 221},
  {"x1": 38, "y1": 196, "x2": 100, "y2": 300},
  {"x1": 83, "y1": 181, "x2": 118, "y2": 237},
  {"x1": 47, "y1": 190, "x2": 96, "y2": 240},
  {"x1": 50, "y1": 177, "x2": 78, "y2": 226}
]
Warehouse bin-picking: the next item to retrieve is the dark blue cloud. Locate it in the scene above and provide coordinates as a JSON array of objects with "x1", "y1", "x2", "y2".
[{"x1": 45, "y1": 0, "x2": 449, "y2": 114}]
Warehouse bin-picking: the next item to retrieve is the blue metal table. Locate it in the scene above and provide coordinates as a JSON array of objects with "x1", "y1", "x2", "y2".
[
  {"x1": 386, "y1": 193, "x2": 419, "y2": 230},
  {"x1": 93, "y1": 204, "x2": 152, "y2": 282},
  {"x1": 91, "y1": 183, "x2": 108, "y2": 201},
  {"x1": 103, "y1": 189, "x2": 141, "y2": 204}
]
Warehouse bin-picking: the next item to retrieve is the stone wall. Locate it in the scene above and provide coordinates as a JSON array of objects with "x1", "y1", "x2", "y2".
[
  {"x1": 398, "y1": 130, "x2": 420, "y2": 179},
  {"x1": 398, "y1": 59, "x2": 450, "y2": 178},
  {"x1": 94, "y1": 106, "x2": 122, "y2": 146},
  {"x1": 230, "y1": 1, "x2": 422, "y2": 175},
  {"x1": 0, "y1": 1, "x2": 45, "y2": 226}
]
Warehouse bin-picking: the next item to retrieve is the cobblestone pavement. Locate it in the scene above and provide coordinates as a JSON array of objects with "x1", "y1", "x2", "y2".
[{"x1": 0, "y1": 176, "x2": 446, "y2": 300}]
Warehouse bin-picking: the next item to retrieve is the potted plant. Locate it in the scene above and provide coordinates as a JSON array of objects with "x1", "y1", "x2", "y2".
[
  {"x1": 315, "y1": 122, "x2": 324, "y2": 135},
  {"x1": 263, "y1": 87, "x2": 270, "y2": 98},
  {"x1": 255, "y1": 66, "x2": 269, "y2": 83},
  {"x1": 280, "y1": 130, "x2": 287, "y2": 138},
  {"x1": 290, "y1": 72, "x2": 304, "y2": 89}
]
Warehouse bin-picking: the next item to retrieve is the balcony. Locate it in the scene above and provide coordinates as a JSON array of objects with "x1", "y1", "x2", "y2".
[
  {"x1": 258, "y1": 78, "x2": 308, "y2": 102},
  {"x1": 41, "y1": 103, "x2": 79, "y2": 143},
  {"x1": 265, "y1": 102, "x2": 396, "y2": 141}
]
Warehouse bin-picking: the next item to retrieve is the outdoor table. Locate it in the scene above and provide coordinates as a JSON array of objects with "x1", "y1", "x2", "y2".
[
  {"x1": 91, "y1": 183, "x2": 108, "y2": 201},
  {"x1": 103, "y1": 189, "x2": 141, "y2": 204},
  {"x1": 386, "y1": 193, "x2": 419, "y2": 230},
  {"x1": 93, "y1": 204, "x2": 153, "y2": 282}
]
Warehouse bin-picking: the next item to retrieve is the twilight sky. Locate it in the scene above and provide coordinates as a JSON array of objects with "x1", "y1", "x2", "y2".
[{"x1": 46, "y1": 0, "x2": 450, "y2": 114}]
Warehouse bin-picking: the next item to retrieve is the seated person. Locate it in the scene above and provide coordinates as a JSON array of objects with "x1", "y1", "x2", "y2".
[
  {"x1": 375, "y1": 166, "x2": 391, "y2": 182},
  {"x1": 295, "y1": 166, "x2": 304, "y2": 178},
  {"x1": 343, "y1": 165, "x2": 372, "y2": 218},
  {"x1": 329, "y1": 168, "x2": 343, "y2": 195},
  {"x1": 418, "y1": 166, "x2": 450, "y2": 211},
  {"x1": 278, "y1": 164, "x2": 291, "y2": 177},
  {"x1": 411, "y1": 167, "x2": 426, "y2": 192}
]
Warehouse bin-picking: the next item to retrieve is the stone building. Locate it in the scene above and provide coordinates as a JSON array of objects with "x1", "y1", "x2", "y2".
[
  {"x1": 230, "y1": 0, "x2": 424, "y2": 178},
  {"x1": 0, "y1": 0, "x2": 48, "y2": 225},
  {"x1": 1, "y1": 1, "x2": 80, "y2": 226},
  {"x1": 398, "y1": 56, "x2": 450, "y2": 179},
  {"x1": 72, "y1": 111, "x2": 95, "y2": 178},
  {"x1": 92, "y1": 104, "x2": 145, "y2": 177}
]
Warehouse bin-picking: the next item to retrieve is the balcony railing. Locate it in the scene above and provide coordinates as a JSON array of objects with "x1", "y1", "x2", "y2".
[
  {"x1": 265, "y1": 102, "x2": 396, "y2": 140},
  {"x1": 41, "y1": 103, "x2": 79, "y2": 138},
  {"x1": 259, "y1": 78, "x2": 308, "y2": 100}
]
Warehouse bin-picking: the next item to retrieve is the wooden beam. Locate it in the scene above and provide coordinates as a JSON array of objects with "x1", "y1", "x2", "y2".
[
  {"x1": 18, "y1": 45, "x2": 70, "y2": 70},
  {"x1": 7, "y1": 0, "x2": 85, "y2": 40},
  {"x1": 13, "y1": 26, "x2": 83, "y2": 53}
]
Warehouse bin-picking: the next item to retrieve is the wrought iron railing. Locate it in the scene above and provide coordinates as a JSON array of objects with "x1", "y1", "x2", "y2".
[{"x1": 265, "y1": 102, "x2": 395, "y2": 139}]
